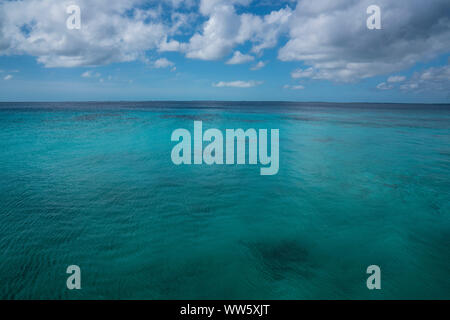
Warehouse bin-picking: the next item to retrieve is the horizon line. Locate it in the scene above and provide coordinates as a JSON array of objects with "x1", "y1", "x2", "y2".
[{"x1": 1, "y1": 100, "x2": 449, "y2": 105}]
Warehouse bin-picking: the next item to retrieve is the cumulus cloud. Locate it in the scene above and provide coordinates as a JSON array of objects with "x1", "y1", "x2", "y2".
[
  {"x1": 0, "y1": 0, "x2": 172, "y2": 67},
  {"x1": 184, "y1": 0, "x2": 292, "y2": 60},
  {"x1": 185, "y1": 2, "x2": 247, "y2": 60},
  {"x1": 249, "y1": 6, "x2": 293, "y2": 54},
  {"x1": 291, "y1": 67, "x2": 315, "y2": 79},
  {"x1": 387, "y1": 75, "x2": 406, "y2": 83},
  {"x1": 153, "y1": 58, "x2": 175, "y2": 68},
  {"x1": 376, "y1": 82, "x2": 393, "y2": 90},
  {"x1": 3, "y1": 74, "x2": 13, "y2": 80},
  {"x1": 250, "y1": 61, "x2": 266, "y2": 70},
  {"x1": 279, "y1": 0, "x2": 450, "y2": 82},
  {"x1": 159, "y1": 38, "x2": 182, "y2": 52},
  {"x1": 0, "y1": 0, "x2": 292, "y2": 66},
  {"x1": 374, "y1": 64, "x2": 450, "y2": 92},
  {"x1": 226, "y1": 51, "x2": 254, "y2": 64},
  {"x1": 213, "y1": 80, "x2": 263, "y2": 88},
  {"x1": 0, "y1": 0, "x2": 448, "y2": 94},
  {"x1": 400, "y1": 65, "x2": 450, "y2": 91}
]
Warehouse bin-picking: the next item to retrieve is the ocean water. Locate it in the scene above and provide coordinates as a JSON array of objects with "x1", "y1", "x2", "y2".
[{"x1": 0, "y1": 101, "x2": 449, "y2": 299}]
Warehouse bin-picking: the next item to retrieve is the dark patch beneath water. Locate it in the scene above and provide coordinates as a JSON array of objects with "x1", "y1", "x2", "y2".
[
  {"x1": 243, "y1": 239, "x2": 314, "y2": 280},
  {"x1": 160, "y1": 114, "x2": 215, "y2": 121},
  {"x1": 161, "y1": 113, "x2": 268, "y2": 123},
  {"x1": 74, "y1": 113, "x2": 122, "y2": 121},
  {"x1": 228, "y1": 118, "x2": 266, "y2": 123},
  {"x1": 313, "y1": 137, "x2": 334, "y2": 143},
  {"x1": 282, "y1": 115, "x2": 318, "y2": 122}
]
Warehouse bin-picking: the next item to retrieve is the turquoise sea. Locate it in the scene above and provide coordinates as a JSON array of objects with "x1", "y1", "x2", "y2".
[{"x1": 0, "y1": 101, "x2": 449, "y2": 299}]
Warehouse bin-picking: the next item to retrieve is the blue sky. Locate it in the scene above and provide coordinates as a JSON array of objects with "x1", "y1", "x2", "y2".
[{"x1": 0, "y1": 0, "x2": 449, "y2": 103}]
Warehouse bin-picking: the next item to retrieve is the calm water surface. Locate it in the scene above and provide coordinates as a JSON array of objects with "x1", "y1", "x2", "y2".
[{"x1": 0, "y1": 102, "x2": 449, "y2": 299}]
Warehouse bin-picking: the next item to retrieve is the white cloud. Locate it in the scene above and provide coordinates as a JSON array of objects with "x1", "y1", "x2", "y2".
[
  {"x1": 213, "y1": 80, "x2": 263, "y2": 88},
  {"x1": 387, "y1": 76, "x2": 406, "y2": 83},
  {"x1": 185, "y1": 4, "x2": 242, "y2": 60},
  {"x1": 184, "y1": 1, "x2": 292, "y2": 60},
  {"x1": 81, "y1": 71, "x2": 100, "y2": 78},
  {"x1": 0, "y1": 0, "x2": 448, "y2": 90},
  {"x1": 199, "y1": 0, "x2": 251, "y2": 16},
  {"x1": 3, "y1": 74, "x2": 13, "y2": 80},
  {"x1": 0, "y1": 0, "x2": 171, "y2": 67},
  {"x1": 249, "y1": 6, "x2": 293, "y2": 54},
  {"x1": 400, "y1": 65, "x2": 450, "y2": 91},
  {"x1": 159, "y1": 38, "x2": 182, "y2": 52},
  {"x1": 376, "y1": 82, "x2": 393, "y2": 90},
  {"x1": 154, "y1": 58, "x2": 174, "y2": 68},
  {"x1": 1, "y1": 0, "x2": 291, "y2": 66},
  {"x1": 226, "y1": 51, "x2": 254, "y2": 64},
  {"x1": 291, "y1": 67, "x2": 315, "y2": 79},
  {"x1": 279, "y1": 0, "x2": 450, "y2": 82},
  {"x1": 284, "y1": 84, "x2": 305, "y2": 90},
  {"x1": 400, "y1": 83, "x2": 419, "y2": 91},
  {"x1": 250, "y1": 61, "x2": 266, "y2": 70}
]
